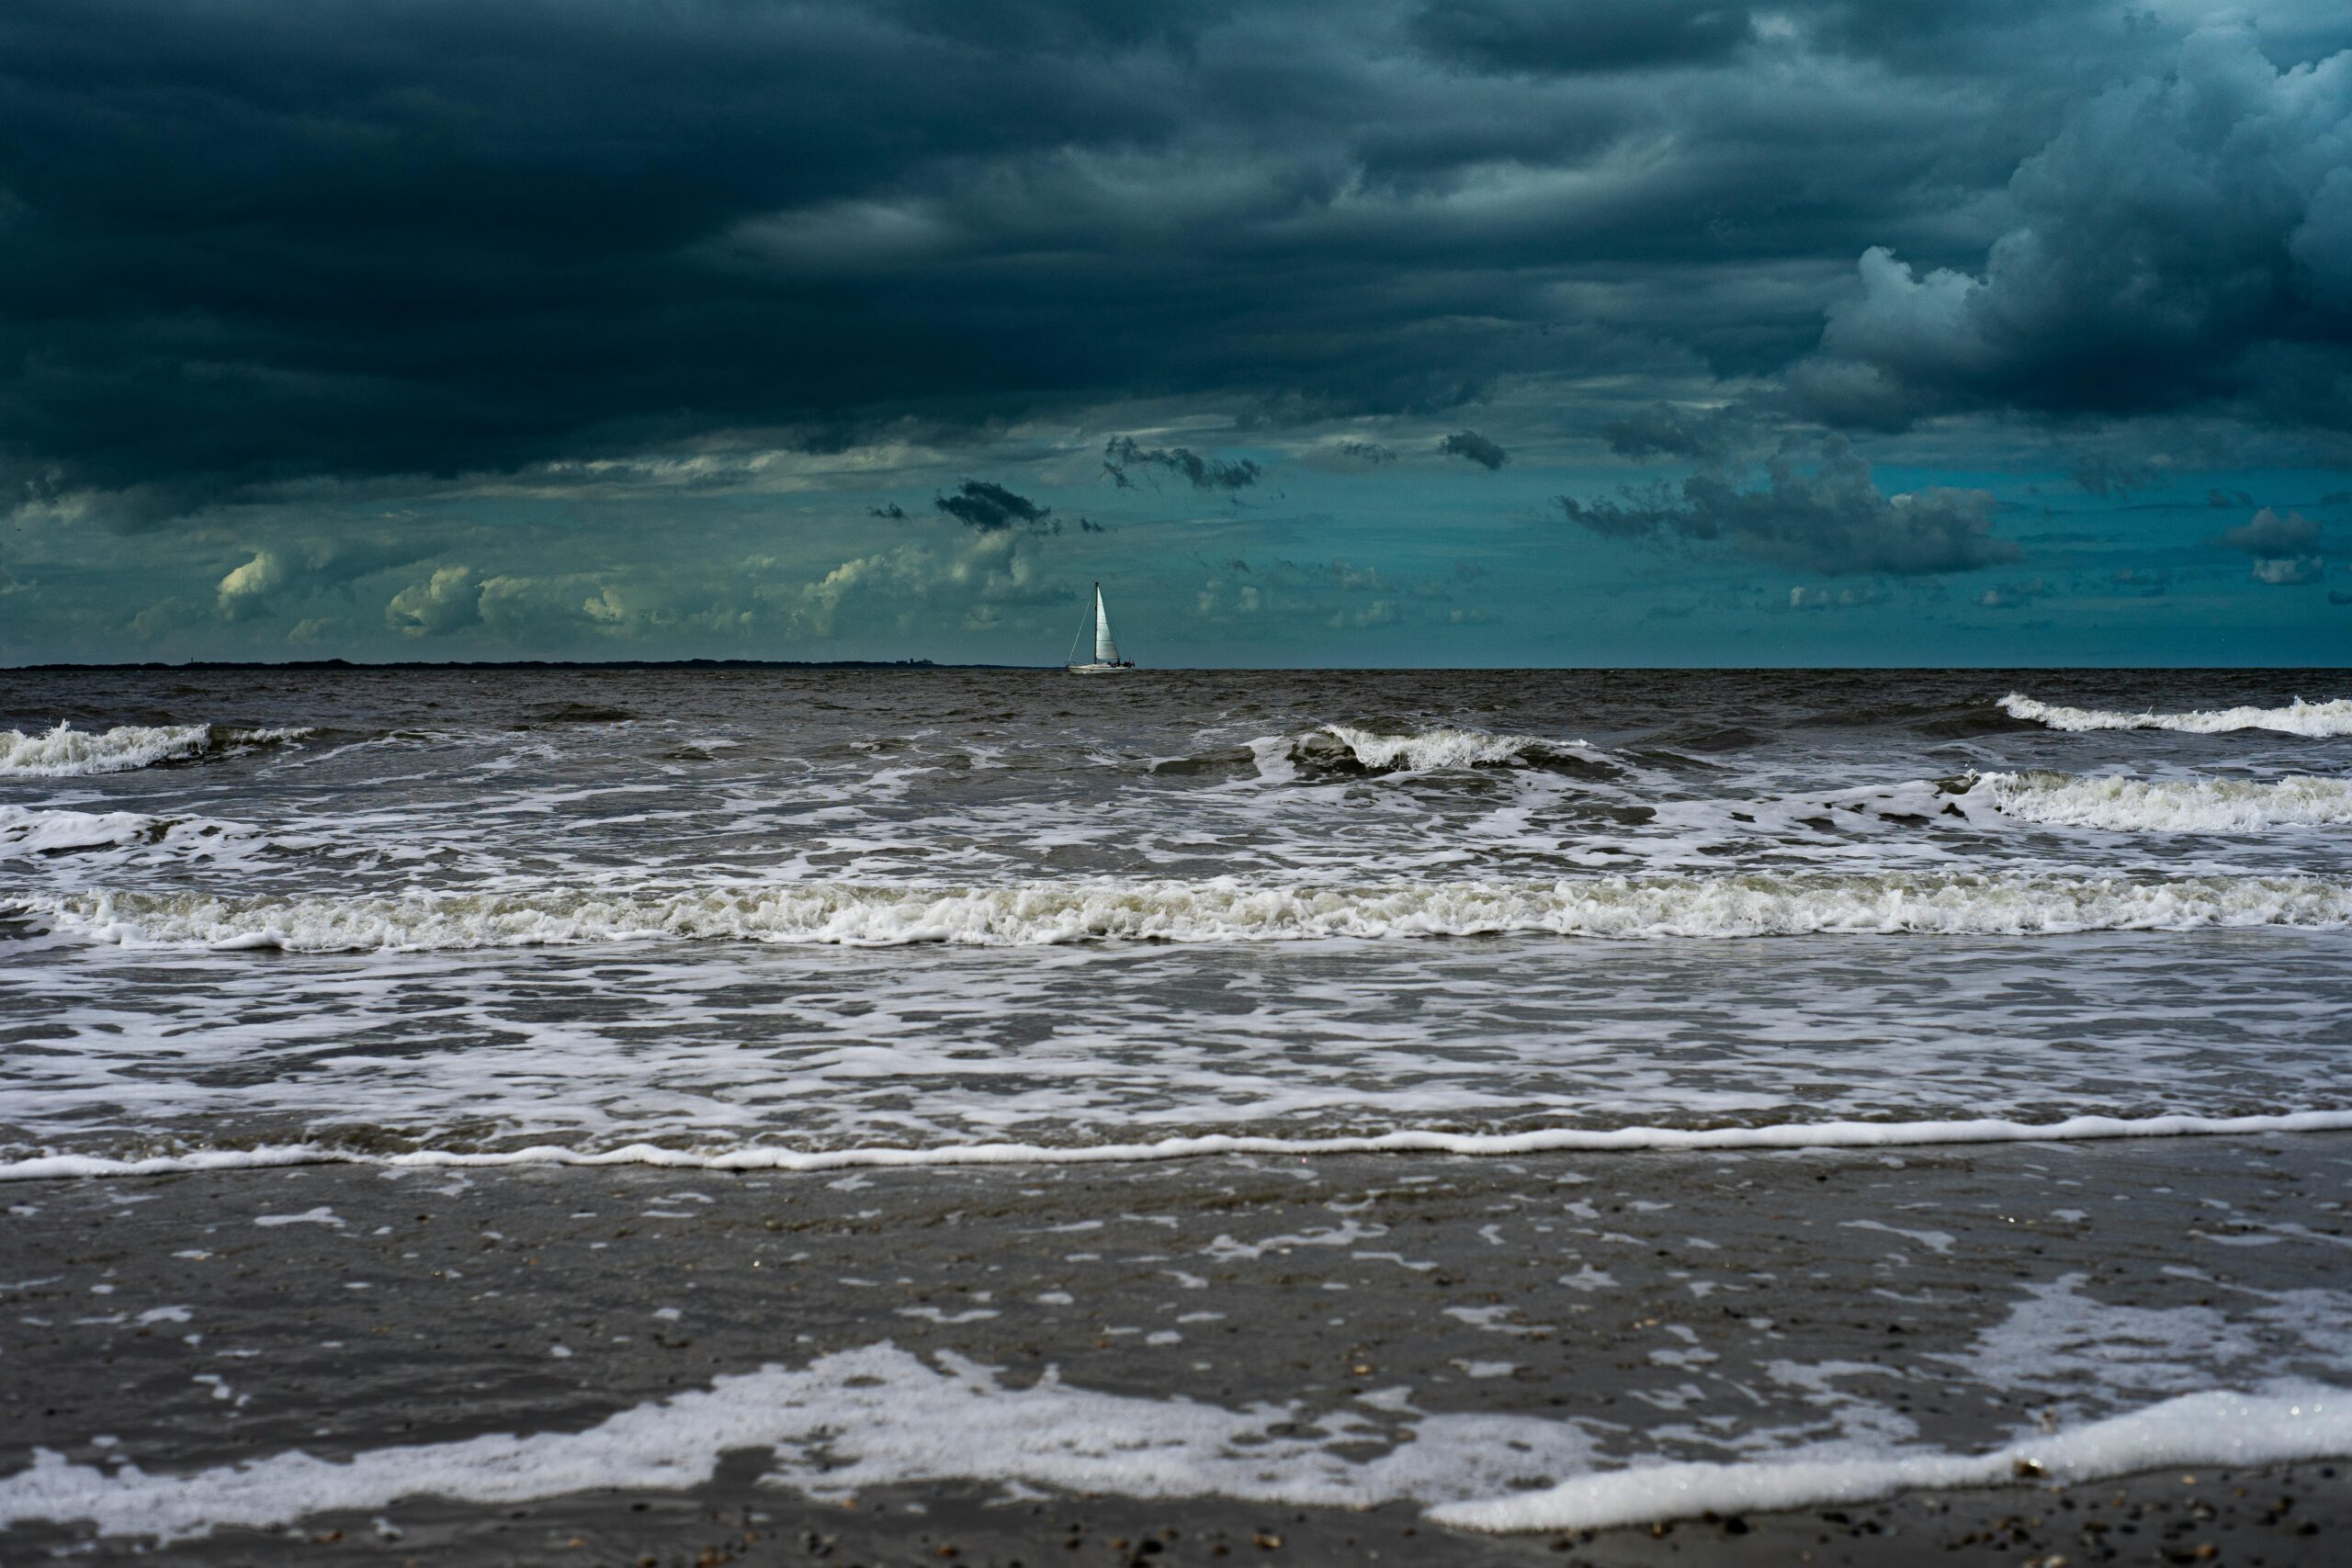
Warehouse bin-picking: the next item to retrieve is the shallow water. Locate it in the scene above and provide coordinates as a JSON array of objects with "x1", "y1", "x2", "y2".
[{"x1": 3, "y1": 666, "x2": 2348, "y2": 1168}]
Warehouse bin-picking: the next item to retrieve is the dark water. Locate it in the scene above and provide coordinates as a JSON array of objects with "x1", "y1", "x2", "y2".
[{"x1": 3, "y1": 667, "x2": 2348, "y2": 1168}]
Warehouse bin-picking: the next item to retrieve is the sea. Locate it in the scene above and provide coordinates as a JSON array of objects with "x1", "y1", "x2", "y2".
[
  {"x1": 5, "y1": 664, "x2": 2352, "y2": 1546},
  {"x1": 3, "y1": 665, "x2": 2348, "y2": 1175}
]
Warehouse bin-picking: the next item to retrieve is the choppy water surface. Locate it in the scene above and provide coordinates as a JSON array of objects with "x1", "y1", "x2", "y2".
[{"x1": 3, "y1": 666, "x2": 2348, "y2": 1168}]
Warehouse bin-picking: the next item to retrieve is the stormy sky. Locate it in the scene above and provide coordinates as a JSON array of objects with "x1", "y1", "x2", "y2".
[{"x1": 4, "y1": 0, "x2": 2349, "y2": 664}]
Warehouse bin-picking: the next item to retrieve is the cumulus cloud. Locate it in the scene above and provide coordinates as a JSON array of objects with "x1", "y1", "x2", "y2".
[
  {"x1": 934, "y1": 479, "x2": 1052, "y2": 532},
  {"x1": 2219, "y1": 506, "x2": 2326, "y2": 584},
  {"x1": 1801, "y1": 26, "x2": 2352, "y2": 430},
  {"x1": 1559, "y1": 435, "x2": 2017, "y2": 575},
  {"x1": 1101, "y1": 437, "x2": 1261, "y2": 491},
  {"x1": 214, "y1": 549, "x2": 285, "y2": 619},
  {"x1": 2219, "y1": 507, "x2": 2322, "y2": 558},
  {"x1": 1438, "y1": 430, "x2": 1509, "y2": 469},
  {"x1": 1335, "y1": 440, "x2": 1396, "y2": 466},
  {"x1": 384, "y1": 565, "x2": 481, "y2": 636},
  {"x1": 789, "y1": 529, "x2": 1060, "y2": 638},
  {"x1": 2251, "y1": 555, "x2": 2324, "y2": 584}
]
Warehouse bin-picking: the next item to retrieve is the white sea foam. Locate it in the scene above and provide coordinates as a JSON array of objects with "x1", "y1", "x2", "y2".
[
  {"x1": 1973, "y1": 772, "x2": 2352, "y2": 831},
  {"x1": 17, "y1": 871, "x2": 2349, "y2": 952},
  {"x1": 1430, "y1": 1382, "x2": 2352, "y2": 1533},
  {"x1": 0, "y1": 805, "x2": 264, "y2": 865},
  {"x1": 8, "y1": 1110, "x2": 2351, "y2": 1183},
  {"x1": 0, "y1": 1341, "x2": 1599, "y2": 1540},
  {"x1": 0, "y1": 723, "x2": 214, "y2": 776},
  {"x1": 0, "y1": 806, "x2": 161, "y2": 859},
  {"x1": 2000, "y1": 693, "x2": 2352, "y2": 737},
  {"x1": 0, "y1": 723, "x2": 313, "y2": 778},
  {"x1": 1309, "y1": 723, "x2": 1606, "y2": 773},
  {"x1": 2, "y1": 1338, "x2": 2342, "y2": 1542}
]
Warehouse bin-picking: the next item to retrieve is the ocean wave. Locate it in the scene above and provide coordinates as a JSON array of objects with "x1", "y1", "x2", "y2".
[
  {"x1": 1971, "y1": 771, "x2": 2352, "y2": 831},
  {"x1": 8, "y1": 1110, "x2": 2352, "y2": 1183},
  {"x1": 1262, "y1": 723, "x2": 1614, "y2": 779},
  {"x1": 2000, "y1": 693, "x2": 2352, "y2": 737},
  {"x1": 0, "y1": 722, "x2": 312, "y2": 777},
  {"x1": 15, "y1": 871, "x2": 2351, "y2": 952}
]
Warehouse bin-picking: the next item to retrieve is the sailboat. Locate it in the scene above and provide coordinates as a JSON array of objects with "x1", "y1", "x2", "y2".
[{"x1": 1065, "y1": 581, "x2": 1135, "y2": 673}]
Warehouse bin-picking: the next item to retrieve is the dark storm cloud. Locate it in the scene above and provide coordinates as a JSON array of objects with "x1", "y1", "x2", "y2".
[
  {"x1": 4, "y1": 1, "x2": 2349, "y2": 525},
  {"x1": 1408, "y1": 0, "x2": 1755, "y2": 75},
  {"x1": 1101, "y1": 436, "x2": 1261, "y2": 492},
  {"x1": 1559, "y1": 435, "x2": 2016, "y2": 575},
  {"x1": 1600, "y1": 403, "x2": 1752, "y2": 462},
  {"x1": 1798, "y1": 24, "x2": 2352, "y2": 432},
  {"x1": 866, "y1": 503, "x2": 910, "y2": 520},
  {"x1": 1335, "y1": 440, "x2": 1396, "y2": 466},
  {"x1": 1437, "y1": 431, "x2": 1509, "y2": 469},
  {"x1": 934, "y1": 480, "x2": 1051, "y2": 531}
]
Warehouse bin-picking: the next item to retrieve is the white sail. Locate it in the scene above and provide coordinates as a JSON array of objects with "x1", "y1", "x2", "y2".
[{"x1": 1092, "y1": 585, "x2": 1120, "y2": 664}]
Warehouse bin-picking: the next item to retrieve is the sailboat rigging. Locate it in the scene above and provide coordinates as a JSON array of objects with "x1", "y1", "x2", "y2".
[{"x1": 1065, "y1": 582, "x2": 1135, "y2": 672}]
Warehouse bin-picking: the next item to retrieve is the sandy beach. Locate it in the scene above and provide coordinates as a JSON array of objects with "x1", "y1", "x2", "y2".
[{"x1": 6, "y1": 1131, "x2": 2347, "y2": 1562}]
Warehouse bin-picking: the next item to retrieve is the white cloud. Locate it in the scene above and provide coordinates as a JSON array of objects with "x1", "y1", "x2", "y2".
[
  {"x1": 215, "y1": 550, "x2": 286, "y2": 619},
  {"x1": 385, "y1": 565, "x2": 480, "y2": 636}
]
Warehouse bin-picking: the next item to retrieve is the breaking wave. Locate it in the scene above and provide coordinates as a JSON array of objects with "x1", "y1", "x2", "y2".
[
  {"x1": 1262, "y1": 723, "x2": 1615, "y2": 779},
  {"x1": 0, "y1": 722, "x2": 311, "y2": 777},
  {"x1": 2000, "y1": 693, "x2": 2352, "y2": 737},
  {"x1": 1972, "y1": 771, "x2": 2352, "y2": 831},
  {"x1": 16, "y1": 872, "x2": 2351, "y2": 952}
]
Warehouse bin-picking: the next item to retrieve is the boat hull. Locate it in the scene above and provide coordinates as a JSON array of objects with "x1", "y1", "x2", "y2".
[{"x1": 1065, "y1": 663, "x2": 1131, "y2": 674}]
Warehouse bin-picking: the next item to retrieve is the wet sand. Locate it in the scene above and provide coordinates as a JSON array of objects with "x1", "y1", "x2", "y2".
[{"x1": 4, "y1": 1133, "x2": 2349, "y2": 1563}]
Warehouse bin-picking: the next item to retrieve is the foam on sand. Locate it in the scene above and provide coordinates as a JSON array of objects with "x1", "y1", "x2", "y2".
[
  {"x1": 0, "y1": 723, "x2": 313, "y2": 777},
  {"x1": 1430, "y1": 1382, "x2": 2352, "y2": 1533},
  {"x1": 17, "y1": 870, "x2": 2352, "y2": 951},
  {"x1": 1, "y1": 1340, "x2": 2342, "y2": 1542},
  {"x1": 9, "y1": 1109, "x2": 2352, "y2": 1183},
  {"x1": 0, "y1": 1341, "x2": 1599, "y2": 1541},
  {"x1": 1972, "y1": 771, "x2": 2352, "y2": 831},
  {"x1": 2000, "y1": 693, "x2": 2352, "y2": 737}
]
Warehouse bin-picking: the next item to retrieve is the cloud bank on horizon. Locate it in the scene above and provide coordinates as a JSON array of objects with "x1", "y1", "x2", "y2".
[{"x1": 0, "y1": 0, "x2": 2346, "y2": 663}]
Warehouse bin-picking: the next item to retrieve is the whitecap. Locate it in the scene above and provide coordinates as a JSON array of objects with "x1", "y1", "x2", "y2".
[
  {"x1": 0, "y1": 723, "x2": 314, "y2": 778},
  {"x1": 16, "y1": 871, "x2": 2348, "y2": 952},
  {"x1": 0, "y1": 723, "x2": 213, "y2": 777},
  {"x1": 2000, "y1": 693, "x2": 2352, "y2": 738},
  {"x1": 1972, "y1": 771, "x2": 2352, "y2": 831}
]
